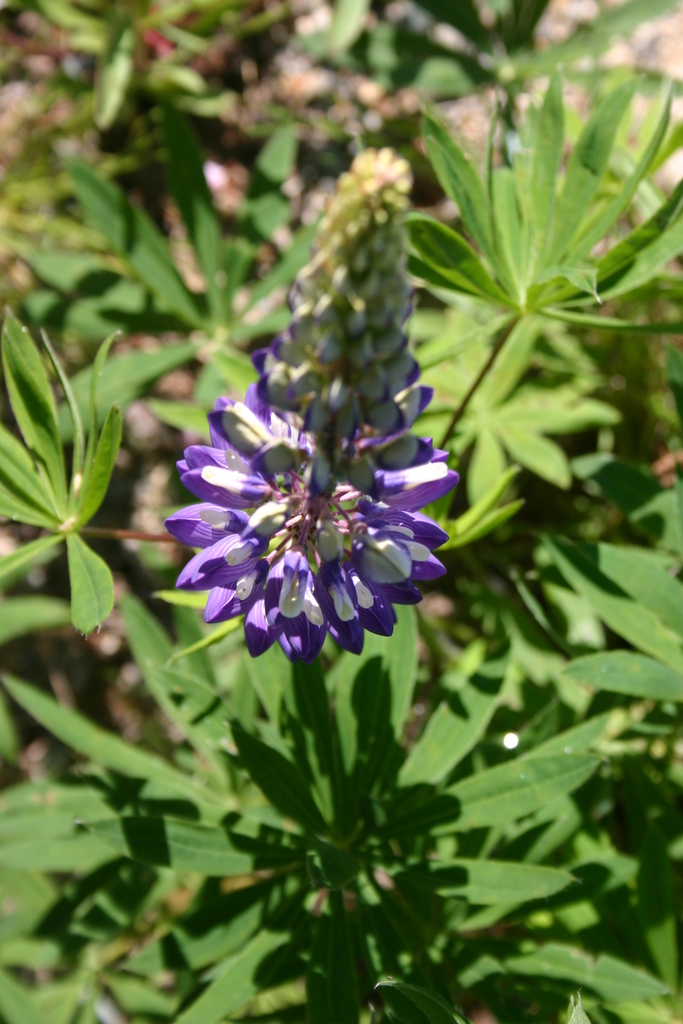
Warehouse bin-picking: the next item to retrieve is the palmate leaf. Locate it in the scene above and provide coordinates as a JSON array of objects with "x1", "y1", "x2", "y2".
[
  {"x1": 529, "y1": 73, "x2": 564, "y2": 272},
  {"x1": 0, "y1": 535, "x2": 63, "y2": 589},
  {"x1": 422, "y1": 112, "x2": 497, "y2": 268},
  {"x1": 545, "y1": 80, "x2": 635, "y2": 265},
  {"x1": 0, "y1": 968, "x2": 44, "y2": 1024}
]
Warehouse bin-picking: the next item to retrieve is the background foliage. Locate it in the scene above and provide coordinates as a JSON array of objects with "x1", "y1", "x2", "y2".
[{"x1": 1, "y1": 1, "x2": 683, "y2": 1022}]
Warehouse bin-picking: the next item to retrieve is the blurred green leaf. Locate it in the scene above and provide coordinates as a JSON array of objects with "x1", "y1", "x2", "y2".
[
  {"x1": 329, "y1": 0, "x2": 370, "y2": 53},
  {"x1": 67, "y1": 160, "x2": 207, "y2": 328},
  {"x1": 0, "y1": 596, "x2": 70, "y2": 646},
  {"x1": 563, "y1": 652, "x2": 683, "y2": 701},
  {"x1": 407, "y1": 213, "x2": 513, "y2": 305},
  {"x1": 0, "y1": 536, "x2": 63, "y2": 590},
  {"x1": 163, "y1": 104, "x2": 223, "y2": 324},
  {"x1": 547, "y1": 80, "x2": 635, "y2": 264},
  {"x1": 637, "y1": 826, "x2": 678, "y2": 990},
  {"x1": 94, "y1": 10, "x2": 134, "y2": 130}
]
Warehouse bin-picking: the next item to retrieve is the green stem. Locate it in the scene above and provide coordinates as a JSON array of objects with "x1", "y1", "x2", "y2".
[
  {"x1": 438, "y1": 318, "x2": 518, "y2": 449},
  {"x1": 80, "y1": 527, "x2": 182, "y2": 545}
]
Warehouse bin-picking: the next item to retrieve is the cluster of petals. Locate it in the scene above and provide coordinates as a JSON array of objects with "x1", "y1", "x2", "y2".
[{"x1": 166, "y1": 385, "x2": 458, "y2": 662}]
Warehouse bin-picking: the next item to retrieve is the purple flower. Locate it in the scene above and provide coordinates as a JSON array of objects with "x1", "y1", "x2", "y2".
[{"x1": 166, "y1": 384, "x2": 458, "y2": 663}]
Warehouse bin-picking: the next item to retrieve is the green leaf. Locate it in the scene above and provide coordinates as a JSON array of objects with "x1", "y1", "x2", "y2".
[
  {"x1": 443, "y1": 501, "x2": 524, "y2": 549},
  {"x1": 0, "y1": 596, "x2": 70, "y2": 646},
  {"x1": 667, "y1": 344, "x2": 683, "y2": 426},
  {"x1": 174, "y1": 930, "x2": 289, "y2": 1024},
  {"x1": 2, "y1": 673, "x2": 225, "y2": 807},
  {"x1": 0, "y1": 688, "x2": 19, "y2": 763},
  {"x1": 165, "y1": 617, "x2": 242, "y2": 665},
  {"x1": 40, "y1": 330, "x2": 85, "y2": 482},
  {"x1": 328, "y1": 0, "x2": 370, "y2": 52},
  {"x1": 2, "y1": 311, "x2": 67, "y2": 515},
  {"x1": 568, "y1": 82, "x2": 673, "y2": 263},
  {"x1": 85, "y1": 817, "x2": 302, "y2": 874},
  {"x1": 444, "y1": 465, "x2": 519, "y2": 544},
  {"x1": 147, "y1": 398, "x2": 210, "y2": 438},
  {"x1": 500, "y1": 428, "x2": 571, "y2": 489},
  {"x1": 377, "y1": 981, "x2": 470, "y2": 1024},
  {"x1": 60, "y1": 341, "x2": 198, "y2": 440},
  {"x1": 66, "y1": 533, "x2": 114, "y2": 634},
  {"x1": 422, "y1": 112, "x2": 496, "y2": 268},
  {"x1": 407, "y1": 859, "x2": 574, "y2": 904},
  {"x1": 0, "y1": 535, "x2": 63, "y2": 590},
  {"x1": 0, "y1": 832, "x2": 113, "y2": 873},
  {"x1": 76, "y1": 405, "x2": 121, "y2": 525},
  {"x1": 568, "y1": 994, "x2": 592, "y2": 1024},
  {"x1": 547, "y1": 80, "x2": 635, "y2": 263},
  {"x1": 0, "y1": 423, "x2": 60, "y2": 527},
  {"x1": 593, "y1": 177, "x2": 683, "y2": 290},
  {"x1": 0, "y1": 967, "x2": 45, "y2": 1024},
  {"x1": 466, "y1": 428, "x2": 507, "y2": 505},
  {"x1": 504, "y1": 943, "x2": 667, "y2": 1002},
  {"x1": 307, "y1": 891, "x2": 359, "y2": 1024},
  {"x1": 254, "y1": 126, "x2": 298, "y2": 186},
  {"x1": 572, "y1": 453, "x2": 680, "y2": 550},
  {"x1": 637, "y1": 827, "x2": 678, "y2": 990},
  {"x1": 544, "y1": 309, "x2": 683, "y2": 335},
  {"x1": 94, "y1": 10, "x2": 134, "y2": 130},
  {"x1": 163, "y1": 104, "x2": 223, "y2": 324},
  {"x1": 399, "y1": 653, "x2": 506, "y2": 785},
  {"x1": 231, "y1": 722, "x2": 328, "y2": 833},
  {"x1": 491, "y1": 167, "x2": 524, "y2": 299},
  {"x1": 307, "y1": 838, "x2": 356, "y2": 890},
  {"x1": 591, "y1": 542, "x2": 683, "y2": 640},
  {"x1": 67, "y1": 159, "x2": 206, "y2": 328},
  {"x1": 446, "y1": 754, "x2": 598, "y2": 832},
  {"x1": 153, "y1": 589, "x2": 208, "y2": 609},
  {"x1": 543, "y1": 535, "x2": 683, "y2": 670},
  {"x1": 407, "y1": 213, "x2": 513, "y2": 305},
  {"x1": 286, "y1": 660, "x2": 342, "y2": 826},
  {"x1": 530, "y1": 74, "x2": 564, "y2": 270}
]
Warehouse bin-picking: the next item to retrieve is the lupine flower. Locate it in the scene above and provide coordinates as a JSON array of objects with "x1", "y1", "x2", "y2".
[
  {"x1": 166, "y1": 148, "x2": 458, "y2": 662},
  {"x1": 166, "y1": 386, "x2": 457, "y2": 662}
]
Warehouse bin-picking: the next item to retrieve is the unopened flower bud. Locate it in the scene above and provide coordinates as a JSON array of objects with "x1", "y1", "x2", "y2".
[{"x1": 317, "y1": 518, "x2": 344, "y2": 562}]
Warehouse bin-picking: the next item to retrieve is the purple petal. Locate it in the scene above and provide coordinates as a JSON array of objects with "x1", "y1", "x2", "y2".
[
  {"x1": 314, "y1": 563, "x2": 363, "y2": 653},
  {"x1": 377, "y1": 462, "x2": 459, "y2": 512},
  {"x1": 409, "y1": 553, "x2": 446, "y2": 580},
  {"x1": 245, "y1": 598, "x2": 282, "y2": 657},
  {"x1": 165, "y1": 505, "x2": 248, "y2": 548},
  {"x1": 380, "y1": 580, "x2": 423, "y2": 605},
  {"x1": 179, "y1": 467, "x2": 269, "y2": 509},
  {"x1": 347, "y1": 565, "x2": 395, "y2": 637},
  {"x1": 204, "y1": 561, "x2": 268, "y2": 623}
]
